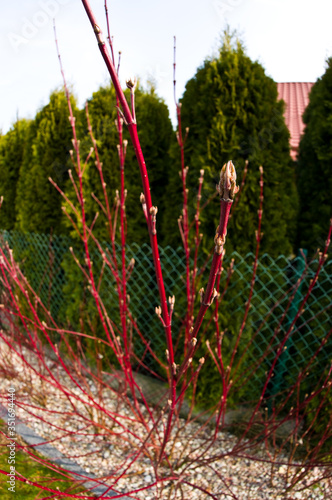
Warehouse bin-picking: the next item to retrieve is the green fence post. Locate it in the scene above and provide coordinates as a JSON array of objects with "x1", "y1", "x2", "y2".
[{"x1": 268, "y1": 249, "x2": 308, "y2": 408}]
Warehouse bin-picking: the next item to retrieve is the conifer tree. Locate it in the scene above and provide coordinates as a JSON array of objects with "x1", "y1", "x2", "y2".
[
  {"x1": 60, "y1": 84, "x2": 174, "y2": 332},
  {"x1": 15, "y1": 90, "x2": 77, "y2": 235},
  {"x1": 65, "y1": 83, "x2": 174, "y2": 246},
  {"x1": 126, "y1": 85, "x2": 174, "y2": 245},
  {"x1": 164, "y1": 32, "x2": 298, "y2": 257},
  {"x1": 296, "y1": 58, "x2": 332, "y2": 254},
  {"x1": 0, "y1": 120, "x2": 30, "y2": 230}
]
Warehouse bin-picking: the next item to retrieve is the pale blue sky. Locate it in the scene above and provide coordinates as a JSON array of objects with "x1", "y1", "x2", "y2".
[{"x1": 1, "y1": 0, "x2": 332, "y2": 133}]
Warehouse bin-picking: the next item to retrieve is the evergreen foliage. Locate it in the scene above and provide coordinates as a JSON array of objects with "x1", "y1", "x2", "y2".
[
  {"x1": 60, "y1": 83, "x2": 174, "y2": 334},
  {"x1": 296, "y1": 58, "x2": 332, "y2": 254},
  {"x1": 0, "y1": 120, "x2": 30, "y2": 230},
  {"x1": 62, "y1": 84, "x2": 174, "y2": 245},
  {"x1": 15, "y1": 90, "x2": 77, "y2": 235},
  {"x1": 0, "y1": 84, "x2": 173, "y2": 333},
  {"x1": 164, "y1": 32, "x2": 298, "y2": 257}
]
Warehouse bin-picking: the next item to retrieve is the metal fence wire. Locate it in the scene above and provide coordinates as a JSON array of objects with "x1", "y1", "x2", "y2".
[{"x1": 1, "y1": 230, "x2": 331, "y2": 399}]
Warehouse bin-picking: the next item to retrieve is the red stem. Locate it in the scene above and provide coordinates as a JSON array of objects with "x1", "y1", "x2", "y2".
[
  {"x1": 177, "y1": 198, "x2": 233, "y2": 380},
  {"x1": 80, "y1": 0, "x2": 176, "y2": 462},
  {"x1": 227, "y1": 166, "x2": 264, "y2": 382}
]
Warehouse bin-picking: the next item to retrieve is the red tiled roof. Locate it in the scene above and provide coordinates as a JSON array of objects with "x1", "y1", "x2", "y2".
[{"x1": 277, "y1": 82, "x2": 314, "y2": 160}]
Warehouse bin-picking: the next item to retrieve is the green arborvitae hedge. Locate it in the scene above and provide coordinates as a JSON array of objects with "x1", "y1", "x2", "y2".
[
  {"x1": 163, "y1": 32, "x2": 298, "y2": 258},
  {"x1": 78, "y1": 84, "x2": 175, "y2": 246},
  {"x1": 296, "y1": 57, "x2": 332, "y2": 255},
  {"x1": 15, "y1": 90, "x2": 76, "y2": 235},
  {"x1": 0, "y1": 120, "x2": 30, "y2": 230}
]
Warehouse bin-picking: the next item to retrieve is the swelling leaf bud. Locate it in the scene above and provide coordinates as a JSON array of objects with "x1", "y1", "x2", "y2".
[
  {"x1": 126, "y1": 77, "x2": 137, "y2": 90},
  {"x1": 217, "y1": 161, "x2": 239, "y2": 200}
]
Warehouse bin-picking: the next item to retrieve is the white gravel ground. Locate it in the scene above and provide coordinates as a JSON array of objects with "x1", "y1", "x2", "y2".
[{"x1": 0, "y1": 337, "x2": 331, "y2": 499}]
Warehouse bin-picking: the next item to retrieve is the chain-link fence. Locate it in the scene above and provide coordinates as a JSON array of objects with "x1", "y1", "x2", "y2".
[{"x1": 1, "y1": 229, "x2": 331, "y2": 400}]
